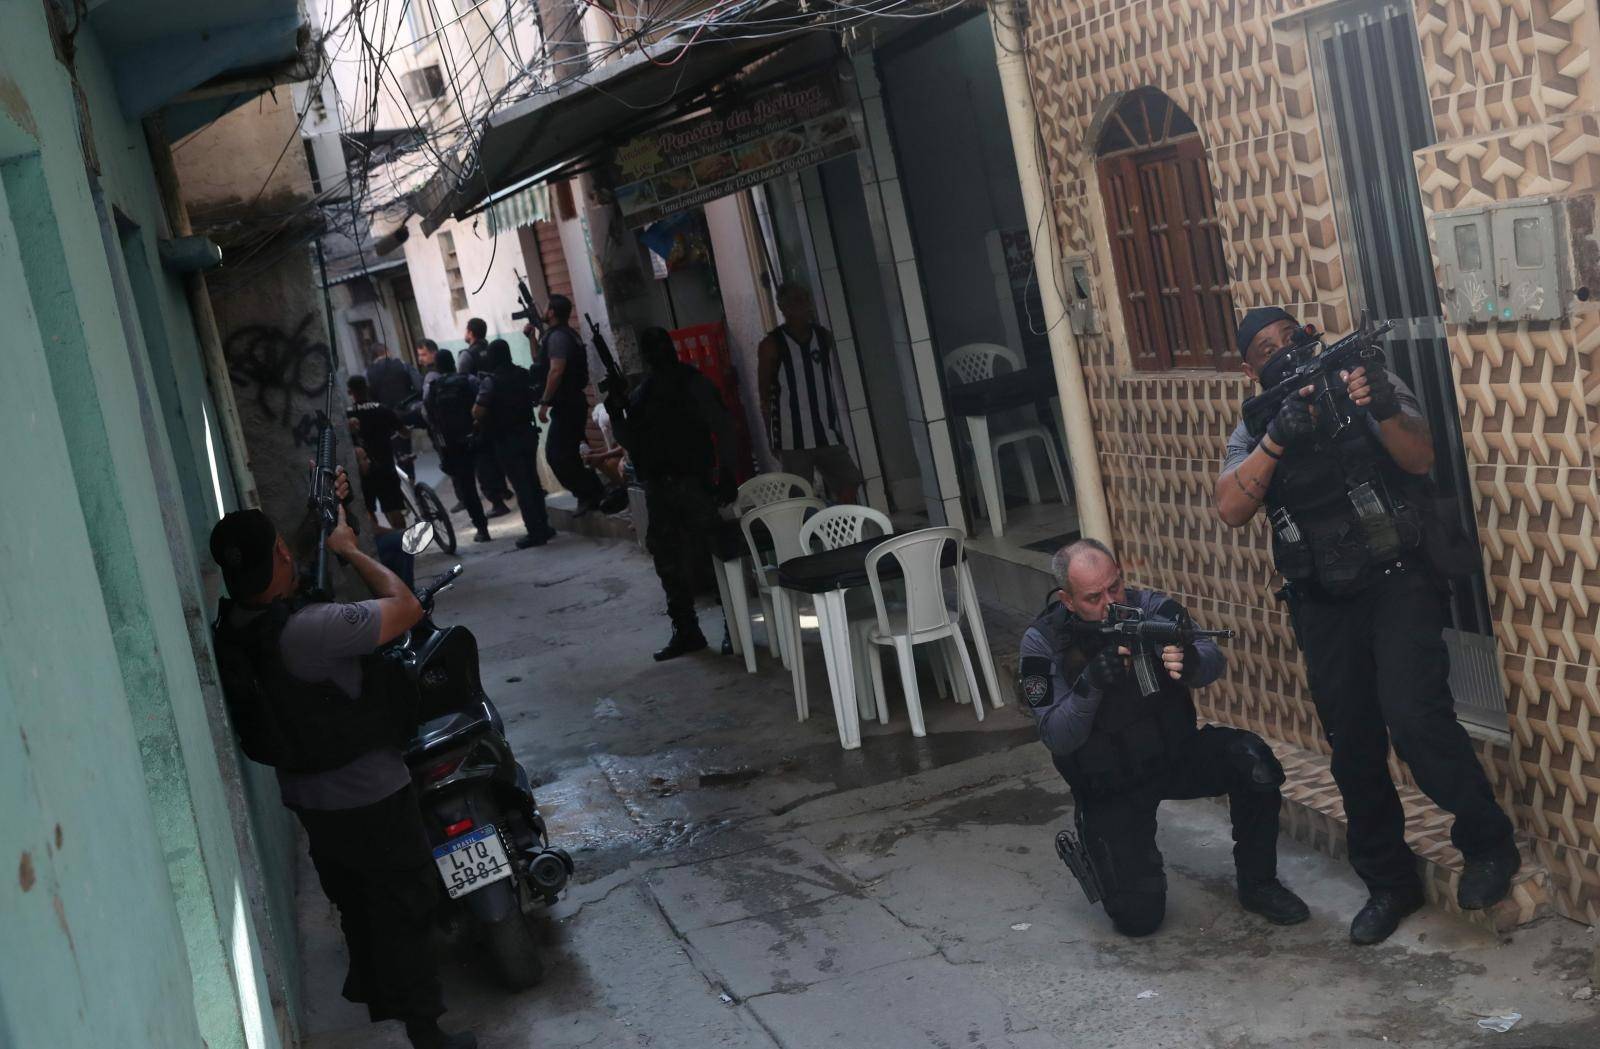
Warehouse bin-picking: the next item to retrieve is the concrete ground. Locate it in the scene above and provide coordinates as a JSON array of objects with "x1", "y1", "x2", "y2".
[{"x1": 299, "y1": 494, "x2": 1600, "y2": 1049}]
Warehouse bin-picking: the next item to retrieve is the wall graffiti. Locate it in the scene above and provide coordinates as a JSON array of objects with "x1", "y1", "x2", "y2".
[{"x1": 222, "y1": 313, "x2": 332, "y2": 445}]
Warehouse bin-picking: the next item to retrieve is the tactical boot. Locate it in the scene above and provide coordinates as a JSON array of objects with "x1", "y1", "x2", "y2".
[
  {"x1": 1349, "y1": 888, "x2": 1425, "y2": 945},
  {"x1": 1457, "y1": 841, "x2": 1521, "y2": 910},
  {"x1": 404, "y1": 1018, "x2": 477, "y2": 1049},
  {"x1": 1237, "y1": 879, "x2": 1311, "y2": 926},
  {"x1": 515, "y1": 526, "x2": 556, "y2": 550},
  {"x1": 486, "y1": 502, "x2": 512, "y2": 519},
  {"x1": 654, "y1": 626, "x2": 708, "y2": 661},
  {"x1": 472, "y1": 526, "x2": 492, "y2": 543}
]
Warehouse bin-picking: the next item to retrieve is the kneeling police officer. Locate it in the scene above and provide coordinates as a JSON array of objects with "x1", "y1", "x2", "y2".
[
  {"x1": 1021, "y1": 539, "x2": 1309, "y2": 937},
  {"x1": 209, "y1": 471, "x2": 476, "y2": 1049},
  {"x1": 1216, "y1": 307, "x2": 1518, "y2": 944}
]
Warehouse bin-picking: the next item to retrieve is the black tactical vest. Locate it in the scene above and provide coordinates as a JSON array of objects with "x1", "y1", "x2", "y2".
[
  {"x1": 1249, "y1": 413, "x2": 1426, "y2": 596},
  {"x1": 484, "y1": 364, "x2": 536, "y2": 437},
  {"x1": 1033, "y1": 601, "x2": 1198, "y2": 799},
  {"x1": 627, "y1": 364, "x2": 718, "y2": 482},
  {"x1": 212, "y1": 597, "x2": 409, "y2": 773},
  {"x1": 426, "y1": 373, "x2": 477, "y2": 445}
]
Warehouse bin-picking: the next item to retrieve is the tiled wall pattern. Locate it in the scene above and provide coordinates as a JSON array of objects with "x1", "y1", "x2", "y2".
[{"x1": 1021, "y1": 0, "x2": 1600, "y2": 920}]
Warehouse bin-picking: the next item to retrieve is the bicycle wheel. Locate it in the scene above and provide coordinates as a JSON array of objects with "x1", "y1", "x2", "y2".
[{"x1": 415, "y1": 482, "x2": 457, "y2": 554}]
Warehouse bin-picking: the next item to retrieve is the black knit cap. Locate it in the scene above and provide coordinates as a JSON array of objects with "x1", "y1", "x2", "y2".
[
  {"x1": 209, "y1": 509, "x2": 278, "y2": 600},
  {"x1": 1236, "y1": 306, "x2": 1298, "y2": 358}
]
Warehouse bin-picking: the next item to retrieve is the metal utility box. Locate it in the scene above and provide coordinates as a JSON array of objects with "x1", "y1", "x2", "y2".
[
  {"x1": 1064, "y1": 255, "x2": 1101, "y2": 335},
  {"x1": 1433, "y1": 199, "x2": 1567, "y2": 324},
  {"x1": 1491, "y1": 199, "x2": 1566, "y2": 322},
  {"x1": 1434, "y1": 207, "x2": 1495, "y2": 324}
]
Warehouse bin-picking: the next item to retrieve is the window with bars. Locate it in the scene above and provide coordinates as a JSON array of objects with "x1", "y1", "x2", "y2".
[
  {"x1": 438, "y1": 230, "x2": 468, "y2": 312},
  {"x1": 1096, "y1": 88, "x2": 1238, "y2": 371}
]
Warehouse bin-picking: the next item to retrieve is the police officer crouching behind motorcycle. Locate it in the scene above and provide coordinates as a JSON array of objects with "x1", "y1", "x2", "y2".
[
  {"x1": 1216, "y1": 306, "x2": 1519, "y2": 945},
  {"x1": 1021, "y1": 539, "x2": 1310, "y2": 937},
  {"x1": 209, "y1": 471, "x2": 477, "y2": 1049}
]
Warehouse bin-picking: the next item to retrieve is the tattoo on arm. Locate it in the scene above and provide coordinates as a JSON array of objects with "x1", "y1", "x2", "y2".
[
  {"x1": 1231, "y1": 470, "x2": 1265, "y2": 503},
  {"x1": 1395, "y1": 413, "x2": 1430, "y2": 441}
]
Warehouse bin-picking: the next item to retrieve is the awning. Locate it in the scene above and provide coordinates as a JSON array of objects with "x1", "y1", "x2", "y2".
[
  {"x1": 326, "y1": 257, "x2": 409, "y2": 286},
  {"x1": 423, "y1": 11, "x2": 834, "y2": 227},
  {"x1": 485, "y1": 182, "x2": 550, "y2": 236}
]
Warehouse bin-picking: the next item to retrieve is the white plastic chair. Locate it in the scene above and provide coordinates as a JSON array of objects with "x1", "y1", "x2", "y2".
[
  {"x1": 741, "y1": 498, "x2": 825, "y2": 716},
  {"x1": 944, "y1": 343, "x2": 1070, "y2": 538},
  {"x1": 736, "y1": 472, "x2": 815, "y2": 513},
  {"x1": 717, "y1": 472, "x2": 816, "y2": 666},
  {"x1": 859, "y1": 527, "x2": 985, "y2": 736},
  {"x1": 800, "y1": 505, "x2": 895, "y2": 722}
]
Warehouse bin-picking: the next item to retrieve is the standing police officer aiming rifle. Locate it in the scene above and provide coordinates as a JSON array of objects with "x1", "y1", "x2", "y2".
[
  {"x1": 1216, "y1": 306, "x2": 1519, "y2": 945},
  {"x1": 210, "y1": 373, "x2": 476, "y2": 1049}
]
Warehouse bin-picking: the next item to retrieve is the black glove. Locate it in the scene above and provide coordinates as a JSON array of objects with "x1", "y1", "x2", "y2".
[
  {"x1": 1265, "y1": 391, "x2": 1317, "y2": 449},
  {"x1": 1081, "y1": 646, "x2": 1128, "y2": 692},
  {"x1": 1363, "y1": 366, "x2": 1400, "y2": 421},
  {"x1": 715, "y1": 472, "x2": 738, "y2": 507}
]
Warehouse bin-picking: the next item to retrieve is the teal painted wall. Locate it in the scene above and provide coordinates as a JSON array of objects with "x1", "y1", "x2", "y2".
[{"x1": 0, "y1": 5, "x2": 294, "y2": 1048}]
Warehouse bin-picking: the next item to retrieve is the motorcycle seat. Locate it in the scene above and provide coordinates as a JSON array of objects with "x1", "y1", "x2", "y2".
[{"x1": 405, "y1": 709, "x2": 490, "y2": 760}]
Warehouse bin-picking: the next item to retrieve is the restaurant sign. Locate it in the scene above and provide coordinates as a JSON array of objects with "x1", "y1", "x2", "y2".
[{"x1": 611, "y1": 70, "x2": 859, "y2": 227}]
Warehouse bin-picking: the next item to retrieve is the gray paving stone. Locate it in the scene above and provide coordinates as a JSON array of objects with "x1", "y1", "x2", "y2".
[
  {"x1": 685, "y1": 892, "x2": 935, "y2": 999},
  {"x1": 645, "y1": 838, "x2": 858, "y2": 933}
]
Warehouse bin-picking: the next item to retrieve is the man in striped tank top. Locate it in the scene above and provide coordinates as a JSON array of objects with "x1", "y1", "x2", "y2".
[{"x1": 758, "y1": 283, "x2": 863, "y2": 502}]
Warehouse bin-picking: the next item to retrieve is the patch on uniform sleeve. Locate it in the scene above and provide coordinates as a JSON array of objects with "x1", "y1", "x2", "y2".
[
  {"x1": 1018, "y1": 656, "x2": 1053, "y2": 708},
  {"x1": 340, "y1": 603, "x2": 364, "y2": 625}
]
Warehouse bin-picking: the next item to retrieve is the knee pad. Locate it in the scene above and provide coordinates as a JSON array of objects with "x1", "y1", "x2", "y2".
[
  {"x1": 1108, "y1": 892, "x2": 1167, "y2": 937},
  {"x1": 1228, "y1": 734, "x2": 1286, "y2": 792}
]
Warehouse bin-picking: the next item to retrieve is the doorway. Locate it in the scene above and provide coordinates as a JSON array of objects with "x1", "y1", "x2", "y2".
[{"x1": 1309, "y1": 0, "x2": 1502, "y2": 725}]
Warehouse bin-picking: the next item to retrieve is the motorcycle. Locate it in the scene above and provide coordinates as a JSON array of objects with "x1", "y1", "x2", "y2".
[{"x1": 391, "y1": 523, "x2": 573, "y2": 989}]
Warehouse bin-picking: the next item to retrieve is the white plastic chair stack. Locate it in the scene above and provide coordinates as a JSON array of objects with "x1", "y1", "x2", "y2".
[
  {"x1": 740, "y1": 497, "x2": 824, "y2": 717},
  {"x1": 944, "y1": 343, "x2": 1070, "y2": 538},
  {"x1": 715, "y1": 472, "x2": 817, "y2": 671},
  {"x1": 799, "y1": 505, "x2": 895, "y2": 724},
  {"x1": 859, "y1": 527, "x2": 985, "y2": 736}
]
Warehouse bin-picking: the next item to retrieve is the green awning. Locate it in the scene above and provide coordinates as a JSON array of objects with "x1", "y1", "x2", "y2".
[{"x1": 485, "y1": 183, "x2": 550, "y2": 235}]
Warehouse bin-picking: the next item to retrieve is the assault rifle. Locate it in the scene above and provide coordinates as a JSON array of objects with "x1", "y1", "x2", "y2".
[
  {"x1": 307, "y1": 363, "x2": 353, "y2": 601},
  {"x1": 511, "y1": 270, "x2": 539, "y2": 325},
  {"x1": 1065, "y1": 603, "x2": 1234, "y2": 697},
  {"x1": 585, "y1": 313, "x2": 628, "y2": 397},
  {"x1": 1241, "y1": 312, "x2": 1396, "y2": 440}
]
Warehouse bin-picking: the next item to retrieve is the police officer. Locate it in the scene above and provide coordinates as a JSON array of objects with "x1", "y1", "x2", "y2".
[
  {"x1": 422, "y1": 349, "x2": 491, "y2": 544},
  {"x1": 459, "y1": 317, "x2": 512, "y2": 518},
  {"x1": 475, "y1": 338, "x2": 556, "y2": 549},
  {"x1": 609, "y1": 327, "x2": 739, "y2": 660},
  {"x1": 1216, "y1": 306, "x2": 1519, "y2": 944},
  {"x1": 535, "y1": 295, "x2": 607, "y2": 515},
  {"x1": 208, "y1": 471, "x2": 476, "y2": 1049},
  {"x1": 1020, "y1": 539, "x2": 1309, "y2": 937}
]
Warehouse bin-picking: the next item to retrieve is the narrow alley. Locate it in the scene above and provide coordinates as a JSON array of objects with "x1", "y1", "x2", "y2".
[{"x1": 297, "y1": 504, "x2": 1600, "y2": 1049}]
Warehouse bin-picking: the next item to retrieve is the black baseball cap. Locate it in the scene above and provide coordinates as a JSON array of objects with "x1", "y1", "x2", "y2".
[
  {"x1": 1236, "y1": 306, "x2": 1298, "y2": 358},
  {"x1": 209, "y1": 509, "x2": 278, "y2": 600}
]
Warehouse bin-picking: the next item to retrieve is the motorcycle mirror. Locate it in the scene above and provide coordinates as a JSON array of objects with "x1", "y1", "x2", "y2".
[{"x1": 401, "y1": 520, "x2": 436, "y2": 555}]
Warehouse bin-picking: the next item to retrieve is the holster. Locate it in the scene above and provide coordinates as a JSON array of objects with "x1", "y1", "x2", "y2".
[{"x1": 1055, "y1": 809, "x2": 1106, "y2": 904}]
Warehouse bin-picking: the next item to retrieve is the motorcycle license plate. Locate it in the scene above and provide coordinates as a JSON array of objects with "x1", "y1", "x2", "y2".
[{"x1": 432, "y1": 825, "x2": 513, "y2": 899}]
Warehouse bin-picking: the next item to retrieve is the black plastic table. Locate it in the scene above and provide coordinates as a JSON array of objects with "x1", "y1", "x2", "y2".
[
  {"x1": 945, "y1": 370, "x2": 1057, "y2": 417},
  {"x1": 773, "y1": 532, "x2": 1004, "y2": 750}
]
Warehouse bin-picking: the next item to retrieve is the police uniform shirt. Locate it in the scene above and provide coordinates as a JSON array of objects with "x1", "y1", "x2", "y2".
[
  {"x1": 1017, "y1": 587, "x2": 1226, "y2": 758},
  {"x1": 226, "y1": 599, "x2": 410, "y2": 810},
  {"x1": 1221, "y1": 369, "x2": 1424, "y2": 474}
]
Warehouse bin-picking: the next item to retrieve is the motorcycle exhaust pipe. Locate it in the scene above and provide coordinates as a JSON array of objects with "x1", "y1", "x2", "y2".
[{"x1": 528, "y1": 848, "x2": 572, "y2": 898}]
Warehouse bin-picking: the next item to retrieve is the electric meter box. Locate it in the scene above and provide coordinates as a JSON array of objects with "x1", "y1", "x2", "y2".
[
  {"x1": 1433, "y1": 199, "x2": 1566, "y2": 324},
  {"x1": 1063, "y1": 255, "x2": 1101, "y2": 335}
]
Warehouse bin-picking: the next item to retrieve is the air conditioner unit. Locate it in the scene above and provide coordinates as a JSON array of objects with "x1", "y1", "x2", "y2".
[{"x1": 400, "y1": 65, "x2": 446, "y2": 105}]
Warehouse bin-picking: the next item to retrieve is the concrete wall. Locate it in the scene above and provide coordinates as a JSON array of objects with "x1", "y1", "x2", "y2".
[
  {"x1": 0, "y1": 4, "x2": 289, "y2": 1047},
  {"x1": 401, "y1": 213, "x2": 538, "y2": 363}
]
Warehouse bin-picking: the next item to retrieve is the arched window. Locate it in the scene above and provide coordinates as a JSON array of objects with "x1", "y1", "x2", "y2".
[{"x1": 1096, "y1": 88, "x2": 1238, "y2": 370}]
